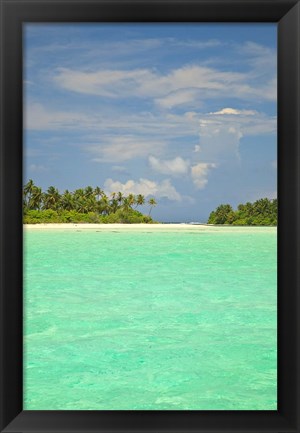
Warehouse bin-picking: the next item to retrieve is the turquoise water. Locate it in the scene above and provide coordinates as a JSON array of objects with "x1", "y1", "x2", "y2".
[{"x1": 23, "y1": 227, "x2": 277, "y2": 410}]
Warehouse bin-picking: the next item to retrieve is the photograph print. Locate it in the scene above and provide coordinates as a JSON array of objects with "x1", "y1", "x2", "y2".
[{"x1": 23, "y1": 23, "x2": 277, "y2": 410}]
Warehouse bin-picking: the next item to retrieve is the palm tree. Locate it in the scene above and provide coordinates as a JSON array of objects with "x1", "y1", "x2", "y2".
[
  {"x1": 110, "y1": 193, "x2": 119, "y2": 213},
  {"x1": 29, "y1": 186, "x2": 43, "y2": 210},
  {"x1": 117, "y1": 191, "x2": 124, "y2": 206},
  {"x1": 148, "y1": 198, "x2": 157, "y2": 216},
  {"x1": 61, "y1": 190, "x2": 75, "y2": 211},
  {"x1": 73, "y1": 188, "x2": 85, "y2": 211},
  {"x1": 23, "y1": 179, "x2": 35, "y2": 209},
  {"x1": 213, "y1": 204, "x2": 233, "y2": 224},
  {"x1": 122, "y1": 197, "x2": 131, "y2": 213},
  {"x1": 94, "y1": 186, "x2": 104, "y2": 202},
  {"x1": 75, "y1": 197, "x2": 89, "y2": 213},
  {"x1": 254, "y1": 198, "x2": 271, "y2": 215},
  {"x1": 84, "y1": 186, "x2": 94, "y2": 198},
  {"x1": 86, "y1": 195, "x2": 97, "y2": 213},
  {"x1": 24, "y1": 179, "x2": 34, "y2": 196},
  {"x1": 135, "y1": 194, "x2": 145, "y2": 208},
  {"x1": 245, "y1": 202, "x2": 254, "y2": 216},
  {"x1": 98, "y1": 194, "x2": 110, "y2": 215},
  {"x1": 127, "y1": 194, "x2": 136, "y2": 209},
  {"x1": 43, "y1": 186, "x2": 61, "y2": 210},
  {"x1": 22, "y1": 182, "x2": 156, "y2": 223}
]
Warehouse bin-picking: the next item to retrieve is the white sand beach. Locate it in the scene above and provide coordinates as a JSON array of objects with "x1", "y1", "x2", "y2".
[{"x1": 23, "y1": 223, "x2": 276, "y2": 233}]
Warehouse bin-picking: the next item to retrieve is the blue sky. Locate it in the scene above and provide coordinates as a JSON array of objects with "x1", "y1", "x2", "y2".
[{"x1": 24, "y1": 23, "x2": 277, "y2": 222}]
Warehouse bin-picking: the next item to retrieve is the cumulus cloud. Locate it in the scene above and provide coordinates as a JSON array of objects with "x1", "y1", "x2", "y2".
[
  {"x1": 210, "y1": 107, "x2": 257, "y2": 115},
  {"x1": 25, "y1": 101, "x2": 276, "y2": 188},
  {"x1": 148, "y1": 155, "x2": 216, "y2": 189},
  {"x1": 148, "y1": 155, "x2": 189, "y2": 176},
  {"x1": 191, "y1": 163, "x2": 217, "y2": 189},
  {"x1": 196, "y1": 107, "x2": 276, "y2": 163},
  {"x1": 104, "y1": 178, "x2": 182, "y2": 201},
  {"x1": 198, "y1": 120, "x2": 243, "y2": 163},
  {"x1": 207, "y1": 107, "x2": 276, "y2": 136}
]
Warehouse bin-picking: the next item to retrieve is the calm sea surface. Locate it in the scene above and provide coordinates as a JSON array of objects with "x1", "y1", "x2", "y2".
[{"x1": 24, "y1": 227, "x2": 277, "y2": 410}]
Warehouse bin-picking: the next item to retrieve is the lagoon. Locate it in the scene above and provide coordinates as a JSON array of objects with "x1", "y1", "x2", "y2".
[{"x1": 23, "y1": 225, "x2": 277, "y2": 410}]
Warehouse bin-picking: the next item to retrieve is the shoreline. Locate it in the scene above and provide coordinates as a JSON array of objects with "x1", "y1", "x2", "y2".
[{"x1": 23, "y1": 223, "x2": 277, "y2": 232}]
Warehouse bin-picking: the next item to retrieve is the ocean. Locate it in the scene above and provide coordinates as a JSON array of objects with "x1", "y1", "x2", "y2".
[{"x1": 23, "y1": 226, "x2": 277, "y2": 410}]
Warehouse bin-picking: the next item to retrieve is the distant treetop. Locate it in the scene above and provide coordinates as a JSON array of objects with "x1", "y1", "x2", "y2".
[
  {"x1": 207, "y1": 198, "x2": 277, "y2": 226},
  {"x1": 23, "y1": 180, "x2": 158, "y2": 224}
]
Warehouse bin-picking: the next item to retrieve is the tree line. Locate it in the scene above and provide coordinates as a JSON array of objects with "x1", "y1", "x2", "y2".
[
  {"x1": 207, "y1": 198, "x2": 277, "y2": 226},
  {"x1": 23, "y1": 180, "x2": 157, "y2": 224}
]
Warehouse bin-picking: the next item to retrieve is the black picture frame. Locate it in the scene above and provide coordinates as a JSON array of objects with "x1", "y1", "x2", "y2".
[{"x1": 0, "y1": 0, "x2": 299, "y2": 432}]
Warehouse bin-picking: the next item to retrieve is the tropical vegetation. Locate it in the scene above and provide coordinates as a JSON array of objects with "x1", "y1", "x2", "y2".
[
  {"x1": 23, "y1": 180, "x2": 157, "y2": 224},
  {"x1": 207, "y1": 198, "x2": 277, "y2": 226}
]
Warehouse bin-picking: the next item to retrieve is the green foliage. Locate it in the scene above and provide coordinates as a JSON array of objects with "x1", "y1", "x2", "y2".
[
  {"x1": 23, "y1": 180, "x2": 158, "y2": 223},
  {"x1": 24, "y1": 209, "x2": 156, "y2": 224},
  {"x1": 207, "y1": 204, "x2": 233, "y2": 224},
  {"x1": 207, "y1": 198, "x2": 277, "y2": 226},
  {"x1": 99, "y1": 209, "x2": 155, "y2": 224},
  {"x1": 23, "y1": 209, "x2": 61, "y2": 224}
]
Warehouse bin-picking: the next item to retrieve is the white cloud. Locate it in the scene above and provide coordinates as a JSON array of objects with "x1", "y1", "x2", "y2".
[
  {"x1": 148, "y1": 154, "x2": 218, "y2": 190},
  {"x1": 24, "y1": 103, "x2": 89, "y2": 130},
  {"x1": 184, "y1": 112, "x2": 198, "y2": 121},
  {"x1": 191, "y1": 163, "x2": 217, "y2": 189},
  {"x1": 198, "y1": 119, "x2": 243, "y2": 163},
  {"x1": 25, "y1": 103, "x2": 199, "y2": 141},
  {"x1": 196, "y1": 107, "x2": 276, "y2": 163},
  {"x1": 155, "y1": 89, "x2": 202, "y2": 109},
  {"x1": 25, "y1": 101, "x2": 276, "y2": 181},
  {"x1": 53, "y1": 67, "x2": 154, "y2": 98},
  {"x1": 210, "y1": 108, "x2": 257, "y2": 115},
  {"x1": 88, "y1": 136, "x2": 166, "y2": 163},
  {"x1": 141, "y1": 65, "x2": 243, "y2": 97},
  {"x1": 241, "y1": 42, "x2": 276, "y2": 73},
  {"x1": 207, "y1": 107, "x2": 276, "y2": 136},
  {"x1": 104, "y1": 178, "x2": 182, "y2": 201},
  {"x1": 148, "y1": 155, "x2": 217, "y2": 189},
  {"x1": 53, "y1": 62, "x2": 275, "y2": 107},
  {"x1": 148, "y1": 155, "x2": 189, "y2": 176},
  {"x1": 232, "y1": 41, "x2": 277, "y2": 102}
]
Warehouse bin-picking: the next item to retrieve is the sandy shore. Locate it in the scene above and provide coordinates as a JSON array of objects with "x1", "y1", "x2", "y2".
[
  {"x1": 23, "y1": 223, "x2": 276, "y2": 232},
  {"x1": 24, "y1": 223, "x2": 207, "y2": 230}
]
